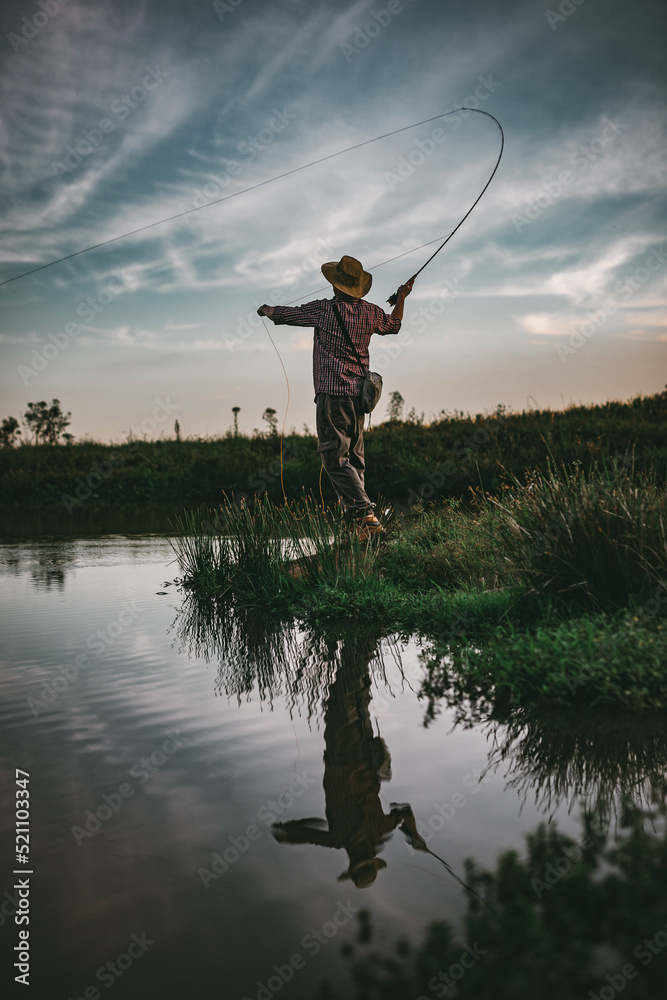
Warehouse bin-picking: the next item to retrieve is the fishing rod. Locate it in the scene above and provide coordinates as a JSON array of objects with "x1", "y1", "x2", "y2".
[
  {"x1": 385, "y1": 107, "x2": 504, "y2": 304},
  {"x1": 421, "y1": 841, "x2": 501, "y2": 922}
]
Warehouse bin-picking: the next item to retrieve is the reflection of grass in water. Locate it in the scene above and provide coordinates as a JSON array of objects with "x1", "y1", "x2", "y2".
[
  {"x1": 0, "y1": 541, "x2": 79, "y2": 591},
  {"x1": 173, "y1": 594, "x2": 397, "y2": 721},
  {"x1": 420, "y1": 615, "x2": 667, "y2": 714},
  {"x1": 337, "y1": 803, "x2": 667, "y2": 1000},
  {"x1": 174, "y1": 602, "x2": 666, "y2": 820},
  {"x1": 481, "y1": 709, "x2": 667, "y2": 820}
]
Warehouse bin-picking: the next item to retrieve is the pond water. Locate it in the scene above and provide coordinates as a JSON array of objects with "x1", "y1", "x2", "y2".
[{"x1": 0, "y1": 529, "x2": 665, "y2": 999}]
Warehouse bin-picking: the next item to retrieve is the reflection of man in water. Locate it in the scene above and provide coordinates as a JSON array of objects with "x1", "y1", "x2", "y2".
[{"x1": 272, "y1": 640, "x2": 426, "y2": 888}]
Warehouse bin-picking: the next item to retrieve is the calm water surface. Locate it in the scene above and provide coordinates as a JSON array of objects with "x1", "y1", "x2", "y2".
[{"x1": 0, "y1": 531, "x2": 663, "y2": 999}]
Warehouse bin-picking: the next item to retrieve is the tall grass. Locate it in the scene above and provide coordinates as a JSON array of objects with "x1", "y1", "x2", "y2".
[
  {"x1": 169, "y1": 494, "x2": 383, "y2": 603},
  {"x1": 168, "y1": 507, "x2": 232, "y2": 590},
  {"x1": 483, "y1": 461, "x2": 667, "y2": 612},
  {"x1": 274, "y1": 500, "x2": 384, "y2": 593}
]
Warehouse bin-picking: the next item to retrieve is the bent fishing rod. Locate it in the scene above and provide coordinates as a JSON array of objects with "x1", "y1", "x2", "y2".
[{"x1": 385, "y1": 107, "x2": 504, "y2": 303}]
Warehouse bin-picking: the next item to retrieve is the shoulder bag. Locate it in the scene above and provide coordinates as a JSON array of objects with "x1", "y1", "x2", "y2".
[{"x1": 330, "y1": 302, "x2": 383, "y2": 414}]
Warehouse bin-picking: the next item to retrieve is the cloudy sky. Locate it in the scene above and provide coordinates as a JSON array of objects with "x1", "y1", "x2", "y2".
[{"x1": 0, "y1": 0, "x2": 665, "y2": 440}]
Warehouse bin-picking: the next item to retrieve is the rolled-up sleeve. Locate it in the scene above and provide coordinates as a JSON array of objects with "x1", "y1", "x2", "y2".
[
  {"x1": 271, "y1": 300, "x2": 325, "y2": 327},
  {"x1": 372, "y1": 305, "x2": 401, "y2": 336}
]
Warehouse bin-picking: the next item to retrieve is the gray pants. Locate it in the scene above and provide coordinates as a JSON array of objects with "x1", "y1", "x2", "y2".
[{"x1": 315, "y1": 393, "x2": 372, "y2": 515}]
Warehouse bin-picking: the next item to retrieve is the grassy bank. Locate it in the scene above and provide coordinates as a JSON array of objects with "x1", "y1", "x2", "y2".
[
  {"x1": 169, "y1": 460, "x2": 667, "y2": 712},
  {"x1": 1, "y1": 390, "x2": 665, "y2": 510}
]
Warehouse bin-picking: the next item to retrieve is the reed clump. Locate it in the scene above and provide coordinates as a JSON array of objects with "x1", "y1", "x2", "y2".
[
  {"x1": 169, "y1": 494, "x2": 383, "y2": 606},
  {"x1": 484, "y1": 461, "x2": 666, "y2": 613}
]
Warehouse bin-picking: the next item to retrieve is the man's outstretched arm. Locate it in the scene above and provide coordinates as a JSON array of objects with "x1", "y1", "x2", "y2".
[
  {"x1": 257, "y1": 302, "x2": 326, "y2": 327},
  {"x1": 272, "y1": 819, "x2": 337, "y2": 848},
  {"x1": 390, "y1": 802, "x2": 429, "y2": 852}
]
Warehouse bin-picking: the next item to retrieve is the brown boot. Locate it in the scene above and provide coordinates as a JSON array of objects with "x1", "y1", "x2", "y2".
[{"x1": 356, "y1": 512, "x2": 385, "y2": 543}]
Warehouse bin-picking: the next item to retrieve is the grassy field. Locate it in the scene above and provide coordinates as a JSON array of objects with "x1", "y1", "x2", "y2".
[
  {"x1": 169, "y1": 454, "x2": 667, "y2": 713},
  {"x1": 1, "y1": 390, "x2": 665, "y2": 510}
]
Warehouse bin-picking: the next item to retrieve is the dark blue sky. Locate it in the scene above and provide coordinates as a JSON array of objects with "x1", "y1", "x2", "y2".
[{"x1": 1, "y1": 0, "x2": 665, "y2": 438}]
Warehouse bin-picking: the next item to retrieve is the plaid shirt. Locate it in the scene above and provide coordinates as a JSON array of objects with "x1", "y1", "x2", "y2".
[{"x1": 271, "y1": 291, "x2": 401, "y2": 396}]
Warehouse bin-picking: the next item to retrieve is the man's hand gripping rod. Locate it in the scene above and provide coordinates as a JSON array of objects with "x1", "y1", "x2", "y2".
[{"x1": 387, "y1": 274, "x2": 418, "y2": 306}]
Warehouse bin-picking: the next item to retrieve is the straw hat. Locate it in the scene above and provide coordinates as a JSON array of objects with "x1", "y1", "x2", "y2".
[
  {"x1": 338, "y1": 857, "x2": 387, "y2": 888},
  {"x1": 321, "y1": 255, "x2": 372, "y2": 298}
]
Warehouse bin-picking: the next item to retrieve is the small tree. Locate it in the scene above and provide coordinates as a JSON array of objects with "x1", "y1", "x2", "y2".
[
  {"x1": 232, "y1": 406, "x2": 241, "y2": 437},
  {"x1": 0, "y1": 416, "x2": 21, "y2": 447},
  {"x1": 174, "y1": 419, "x2": 181, "y2": 442},
  {"x1": 262, "y1": 407, "x2": 278, "y2": 437},
  {"x1": 387, "y1": 391, "x2": 405, "y2": 422},
  {"x1": 406, "y1": 407, "x2": 424, "y2": 425},
  {"x1": 24, "y1": 399, "x2": 72, "y2": 445}
]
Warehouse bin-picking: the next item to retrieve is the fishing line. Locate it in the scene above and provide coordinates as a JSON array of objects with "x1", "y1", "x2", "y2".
[
  {"x1": 424, "y1": 843, "x2": 500, "y2": 922},
  {"x1": 0, "y1": 108, "x2": 502, "y2": 288},
  {"x1": 386, "y1": 108, "x2": 504, "y2": 303},
  {"x1": 262, "y1": 314, "x2": 324, "y2": 518}
]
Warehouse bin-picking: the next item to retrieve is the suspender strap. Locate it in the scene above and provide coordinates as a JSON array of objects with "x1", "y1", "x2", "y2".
[{"x1": 330, "y1": 301, "x2": 368, "y2": 375}]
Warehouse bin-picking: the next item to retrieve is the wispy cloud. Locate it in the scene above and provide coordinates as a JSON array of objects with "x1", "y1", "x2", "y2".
[{"x1": 1, "y1": 0, "x2": 665, "y2": 436}]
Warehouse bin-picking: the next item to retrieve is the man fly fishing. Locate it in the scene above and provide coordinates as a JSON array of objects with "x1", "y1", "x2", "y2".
[{"x1": 258, "y1": 255, "x2": 413, "y2": 540}]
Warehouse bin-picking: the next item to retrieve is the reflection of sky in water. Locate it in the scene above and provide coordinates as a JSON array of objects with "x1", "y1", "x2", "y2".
[{"x1": 0, "y1": 538, "x2": 664, "y2": 998}]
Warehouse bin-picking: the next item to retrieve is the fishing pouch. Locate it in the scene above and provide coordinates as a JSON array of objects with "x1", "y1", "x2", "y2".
[
  {"x1": 331, "y1": 302, "x2": 383, "y2": 414},
  {"x1": 361, "y1": 371, "x2": 383, "y2": 414}
]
